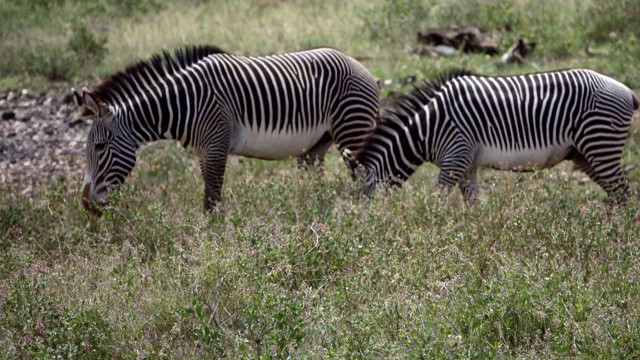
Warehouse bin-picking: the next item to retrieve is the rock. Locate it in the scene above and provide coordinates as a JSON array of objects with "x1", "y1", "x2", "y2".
[
  {"x1": 2, "y1": 111, "x2": 15, "y2": 120},
  {"x1": 62, "y1": 92, "x2": 74, "y2": 104},
  {"x1": 68, "y1": 118, "x2": 87, "y2": 128}
]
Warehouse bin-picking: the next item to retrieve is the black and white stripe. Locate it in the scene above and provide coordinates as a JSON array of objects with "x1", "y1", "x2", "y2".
[
  {"x1": 78, "y1": 45, "x2": 380, "y2": 213},
  {"x1": 347, "y1": 68, "x2": 638, "y2": 204}
]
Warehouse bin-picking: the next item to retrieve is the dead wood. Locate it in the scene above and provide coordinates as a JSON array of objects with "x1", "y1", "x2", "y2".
[{"x1": 416, "y1": 26, "x2": 500, "y2": 55}]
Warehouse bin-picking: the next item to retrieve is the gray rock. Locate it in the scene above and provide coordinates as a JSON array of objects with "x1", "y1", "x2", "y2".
[{"x1": 2, "y1": 111, "x2": 15, "y2": 120}]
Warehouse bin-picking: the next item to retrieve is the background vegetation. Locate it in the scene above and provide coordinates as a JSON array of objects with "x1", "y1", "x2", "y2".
[{"x1": 1, "y1": 0, "x2": 639, "y2": 358}]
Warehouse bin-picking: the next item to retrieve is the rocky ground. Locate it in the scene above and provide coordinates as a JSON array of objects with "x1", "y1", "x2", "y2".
[{"x1": 0, "y1": 84, "x2": 91, "y2": 197}]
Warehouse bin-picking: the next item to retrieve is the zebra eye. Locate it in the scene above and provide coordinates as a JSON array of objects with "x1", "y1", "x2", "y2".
[{"x1": 94, "y1": 141, "x2": 108, "y2": 152}]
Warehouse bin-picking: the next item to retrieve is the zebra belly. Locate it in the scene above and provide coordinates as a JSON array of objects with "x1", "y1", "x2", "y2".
[
  {"x1": 230, "y1": 126, "x2": 331, "y2": 160},
  {"x1": 475, "y1": 143, "x2": 573, "y2": 171}
]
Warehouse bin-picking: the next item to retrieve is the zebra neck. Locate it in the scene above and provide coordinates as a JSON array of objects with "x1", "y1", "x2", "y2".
[
  {"x1": 112, "y1": 105, "x2": 160, "y2": 148},
  {"x1": 360, "y1": 110, "x2": 430, "y2": 186},
  {"x1": 112, "y1": 83, "x2": 192, "y2": 146}
]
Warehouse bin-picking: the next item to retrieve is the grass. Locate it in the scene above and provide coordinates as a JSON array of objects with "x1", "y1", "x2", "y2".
[
  {"x1": 2, "y1": 143, "x2": 640, "y2": 358},
  {"x1": 2, "y1": 0, "x2": 640, "y2": 358}
]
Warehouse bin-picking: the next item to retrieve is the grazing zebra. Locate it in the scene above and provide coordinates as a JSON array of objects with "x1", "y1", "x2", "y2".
[
  {"x1": 344, "y1": 68, "x2": 639, "y2": 204},
  {"x1": 75, "y1": 45, "x2": 380, "y2": 214}
]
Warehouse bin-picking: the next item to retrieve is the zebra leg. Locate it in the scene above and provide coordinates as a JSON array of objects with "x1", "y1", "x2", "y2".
[
  {"x1": 436, "y1": 144, "x2": 475, "y2": 200},
  {"x1": 571, "y1": 152, "x2": 601, "y2": 184},
  {"x1": 200, "y1": 140, "x2": 231, "y2": 212},
  {"x1": 574, "y1": 152, "x2": 629, "y2": 205},
  {"x1": 297, "y1": 132, "x2": 333, "y2": 173},
  {"x1": 459, "y1": 168, "x2": 480, "y2": 203}
]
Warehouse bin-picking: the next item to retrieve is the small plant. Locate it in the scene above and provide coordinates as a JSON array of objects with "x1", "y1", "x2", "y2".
[
  {"x1": 67, "y1": 23, "x2": 108, "y2": 68},
  {"x1": 2, "y1": 275, "x2": 113, "y2": 359}
]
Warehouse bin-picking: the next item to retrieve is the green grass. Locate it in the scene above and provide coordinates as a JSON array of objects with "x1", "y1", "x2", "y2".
[
  {"x1": 2, "y1": 0, "x2": 640, "y2": 358},
  {"x1": 2, "y1": 142, "x2": 640, "y2": 358}
]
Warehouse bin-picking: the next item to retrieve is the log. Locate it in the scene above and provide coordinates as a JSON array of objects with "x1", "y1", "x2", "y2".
[{"x1": 417, "y1": 27, "x2": 500, "y2": 55}]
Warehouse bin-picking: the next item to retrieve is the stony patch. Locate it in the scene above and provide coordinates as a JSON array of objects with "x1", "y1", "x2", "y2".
[{"x1": 0, "y1": 86, "x2": 89, "y2": 196}]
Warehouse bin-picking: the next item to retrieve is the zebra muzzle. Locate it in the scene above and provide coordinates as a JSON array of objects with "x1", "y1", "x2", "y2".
[{"x1": 82, "y1": 183, "x2": 105, "y2": 216}]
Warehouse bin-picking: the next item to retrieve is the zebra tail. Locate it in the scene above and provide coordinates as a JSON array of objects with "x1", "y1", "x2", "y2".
[{"x1": 633, "y1": 91, "x2": 639, "y2": 111}]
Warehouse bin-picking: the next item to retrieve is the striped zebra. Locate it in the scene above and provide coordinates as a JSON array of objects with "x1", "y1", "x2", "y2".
[
  {"x1": 344, "y1": 68, "x2": 639, "y2": 204},
  {"x1": 75, "y1": 45, "x2": 379, "y2": 214}
]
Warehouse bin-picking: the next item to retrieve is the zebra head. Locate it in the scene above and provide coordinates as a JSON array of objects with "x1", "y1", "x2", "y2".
[
  {"x1": 341, "y1": 149, "x2": 377, "y2": 195},
  {"x1": 74, "y1": 88, "x2": 137, "y2": 216}
]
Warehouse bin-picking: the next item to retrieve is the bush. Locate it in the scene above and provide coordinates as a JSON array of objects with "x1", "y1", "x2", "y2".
[
  {"x1": 360, "y1": 0, "x2": 586, "y2": 58},
  {"x1": 0, "y1": 0, "x2": 164, "y2": 81},
  {"x1": 0, "y1": 23, "x2": 107, "y2": 82}
]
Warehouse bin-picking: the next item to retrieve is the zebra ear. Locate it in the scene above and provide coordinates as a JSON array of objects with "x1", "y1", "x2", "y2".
[
  {"x1": 72, "y1": 88, "x2": 84, "y2": 107},
  {"x1": 341, "y1": 149, "x2": 359, "y2": 173},
  {"x1": 82, "y1": 88, "x2": 110, "y2": 118}
]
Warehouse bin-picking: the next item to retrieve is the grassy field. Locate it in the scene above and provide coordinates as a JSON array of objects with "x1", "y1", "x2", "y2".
[{"x1": 2, "y1": 0, "x2": 640, "y2": 358}]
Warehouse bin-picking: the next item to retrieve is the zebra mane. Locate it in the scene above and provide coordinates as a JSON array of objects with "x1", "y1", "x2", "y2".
[
  {"x1": 382, "y1": 68, "x2": 475, "y2": 115},
  {"x1": 87, "y1": 45, "x2": 226, "y2": 109}
]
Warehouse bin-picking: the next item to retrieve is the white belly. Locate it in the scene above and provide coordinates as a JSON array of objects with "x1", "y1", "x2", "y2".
[
  {"x1": 475, "y1": 143, "x2": 573, "y2": 170},
  {"x1": 230, "y1": 125, "x2": 330, "y2": 159}
]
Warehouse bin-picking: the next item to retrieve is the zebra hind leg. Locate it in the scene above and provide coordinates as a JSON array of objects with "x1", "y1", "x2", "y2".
[
  {"x1": 572, "y1": 153, "x2": 629, "y2": 206},
  {"x1": 297, "y1": 132, "x2": 333, "y2": 175}
]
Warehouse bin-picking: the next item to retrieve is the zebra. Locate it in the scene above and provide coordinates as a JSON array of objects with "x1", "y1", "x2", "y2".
[
  {"x1": 74, "y1": 45, "x2": 380, "y2": 214},
  {"x1": 343, "y1": 68, "x2": 639, "y2": 204}
]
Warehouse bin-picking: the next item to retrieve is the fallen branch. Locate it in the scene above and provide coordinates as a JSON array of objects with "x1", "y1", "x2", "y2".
[{"x1": 495, "y1": 38, "x2": 537, "y2": 67}]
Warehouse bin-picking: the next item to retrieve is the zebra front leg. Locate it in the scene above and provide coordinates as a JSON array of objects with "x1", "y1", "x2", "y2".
[
  {"x1": 200, "y1": 142, "x2": 231, "y2": 212},
  {"x1": 459, "y1": 168, "x2": 480, "y2": 203},
  {"x1": 436, "y1": 146, "x2": 474, "y2": 200}
]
